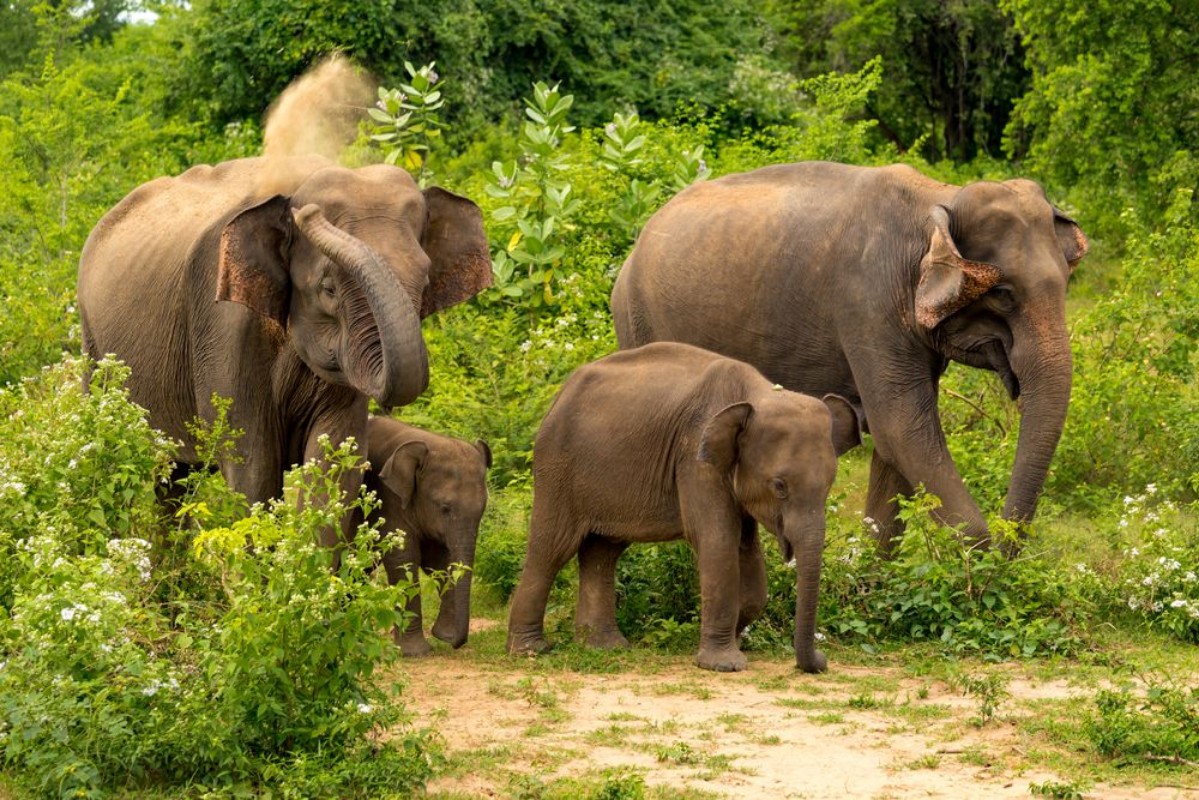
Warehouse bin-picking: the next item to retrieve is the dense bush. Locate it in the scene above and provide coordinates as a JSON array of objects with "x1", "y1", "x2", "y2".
[{"x1": 0, "y1": 361, "x2": 439, "y2": 797}]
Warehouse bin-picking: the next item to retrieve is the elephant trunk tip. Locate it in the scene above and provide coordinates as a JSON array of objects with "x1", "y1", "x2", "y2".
[{"x1": 797, "y1": 649, "x2": 828, "y2": 674}]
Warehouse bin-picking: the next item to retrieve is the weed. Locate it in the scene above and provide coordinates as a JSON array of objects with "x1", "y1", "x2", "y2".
[{"x1": 1028, "y1": 779, "x2": 1088, "y2": 799}]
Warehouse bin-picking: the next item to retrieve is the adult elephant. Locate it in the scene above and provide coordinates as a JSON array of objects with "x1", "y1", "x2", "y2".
[
  {"x1": 611, "y1": 161, "x2": 1088, "y2": 551},
  {"x1": 78, "y1": 155, "x2": 491, "y2": 523}
]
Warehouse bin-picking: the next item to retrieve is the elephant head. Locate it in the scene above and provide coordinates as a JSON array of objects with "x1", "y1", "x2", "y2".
[
  {"x1": 376, "y1": 434, "x2": 492, "y2": 649},
  {"x1": 699, "y1": 391, "x2": 859, "y2": 673},
  {"x1": 215, "y1": 163, "x2": 491, "y2": 409},
  {"x1": 914, "y1": 180, "x2": 1088, "y2": 528}
]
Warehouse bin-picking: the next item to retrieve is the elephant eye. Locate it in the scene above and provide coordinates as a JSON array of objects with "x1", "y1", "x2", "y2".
[
  {"x1": 989, "y1": 285, "x2": 1016, "y2": 311},
  {"x1": 768, "y1": 477, "x2": 788, "y2": 499},
  {"x1": 439, "y1": 502, "x2": 453, "y2": 516},
  {"x1": 320, "y1": 279, "x2": 336, "y2": 297}
]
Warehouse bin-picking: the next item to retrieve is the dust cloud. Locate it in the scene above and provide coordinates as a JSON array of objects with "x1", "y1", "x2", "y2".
[{"x1": 261, "y1": 54, "x2": 376, "y2": 167}]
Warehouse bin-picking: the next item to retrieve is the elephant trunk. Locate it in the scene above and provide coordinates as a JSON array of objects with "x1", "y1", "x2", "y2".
[
  {"x1": 432, "y1": 539, "x2": 476, "y2": 649},
  {"x1": 292, "y1": 204, "x2": 429, "y2": 408},
  {"x1": 1003, "y1": 319, "x2": 1072, "y2": 529},
  {"x1": 789, "y1": 510, "x2": 828, "y2": 674}
]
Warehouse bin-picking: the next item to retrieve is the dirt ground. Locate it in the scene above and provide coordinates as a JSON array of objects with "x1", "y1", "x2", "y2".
[{"x1": 400, "y1": 624, "x2": 1199, "y2": 799}]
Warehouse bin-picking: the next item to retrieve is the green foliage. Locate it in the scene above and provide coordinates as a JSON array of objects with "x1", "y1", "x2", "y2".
[
  {"x1": 1053, "y1": 193, "x2": 1199, "y2": 501},
  {"x1": 0, "y1": 357, "x2": 174, "y2": 607},
  {"x1": 175, "y1": 0, "x2": 777, "y2": 137},
  {"x1": 485, "y1": 81, "x2": 580, "y2": 308},
  {"x1": 747, "y1": 489, "x2": 1091, "y2": 660},
  {"x1": 0, "y1": 364, "x2": 439, "y2": 797},
  {"x1": 770, "y1": 0, "x2": 1028, "y2": 161},
  {"x1": 1109, "y1": 489, "x2": 1199, "y2": 643},
  {"x1": 1087, "y1": 676, "x2": 1199, "y2": 765},
  {"x1": 369, "y1": 60, "x2": 447, "y2": 184},
  {"x1": 1003, "y1": 0, "x2": 1199, "y2": 218}
]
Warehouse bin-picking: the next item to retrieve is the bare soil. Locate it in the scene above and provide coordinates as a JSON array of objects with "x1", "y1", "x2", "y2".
[{"x1": 400, "y1": 625, "x2": 1199, "y2": 799}]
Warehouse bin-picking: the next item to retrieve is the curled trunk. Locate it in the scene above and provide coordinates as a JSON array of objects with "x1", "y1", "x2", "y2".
[{"x1": 293, "y1": 204, "x2": 429, "y2": 407}]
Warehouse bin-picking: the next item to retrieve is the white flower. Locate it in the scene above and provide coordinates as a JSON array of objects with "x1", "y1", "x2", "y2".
[
  {"x1": 1146, "y1": 483, "x2": 1157, "y2": 494},
  {"x1": 1184, "y1": 572, "x2": 1197, "y2": 584},
  {"x1": 814, "y1": 632, "x2": 826, "y2": 642},
  {"x1": 60, "y1": 607, "x2": 77, "y2": 621},
  {"x1": 520, "y1": 340, "x2": 532, "y2": 353},
  {"x1": 1170, "y1": 599, "x2": 1188, "y2": 609},
  {"x1": 357, "y1": 703, "x2": 374, "y2": 714}
]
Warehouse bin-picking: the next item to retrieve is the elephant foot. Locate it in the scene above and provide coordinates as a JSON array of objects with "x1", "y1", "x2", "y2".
[
  {"x1": 696, "y1": 646, "x2": 748, "y2": 673},
  {"x1": 432, "y1": 622, "x2": 467, "y2": 649},
  {"x1": 394, "y1": 630, "x2": 433, "y2": 658},
  {"x1": 795, "y1": 649, "x2": 828, "y2": 674},
  {"x1": 507, "y1": 630, "x2": 552, "y2": 656},
  {"x1": 579, "y1": 625, "x2": 630, "y2": 650}
]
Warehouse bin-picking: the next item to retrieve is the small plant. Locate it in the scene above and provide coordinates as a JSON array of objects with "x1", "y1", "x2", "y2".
[
  {"x1": 486, "y1": 81, "x2": 579, "y2": 309},
  {"x1": 1029, "y1": 779, "x2": 1088, "y2": 799},
  {"x1": 955, "y1": 672, "x2": 1010, "y2": 726},
  {"x1": 655, "y1": 741, "x2": 703, "y2": 765},
  {"x1": 369, "y1": 61, "x2": 447, "y2": 185},
  {"x1": 1086, "y1": 674, "x2": 1199, "y2": 764}
]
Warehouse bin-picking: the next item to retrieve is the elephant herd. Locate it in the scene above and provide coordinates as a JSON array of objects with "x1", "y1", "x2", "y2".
[{"x1": 76, "y1": 155, "x2": 1087, "y2": 673}]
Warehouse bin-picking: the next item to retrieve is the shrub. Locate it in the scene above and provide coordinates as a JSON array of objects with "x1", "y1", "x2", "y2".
[
  {"x1": 0, "y1": 362, "x2": 439, "y2": 797},
  {"x1": 1087, "y1": 677, "x2": 1199, "y2": 765},
  {"x1": 748, "y1": 489, "x2": 1091, "y2": 659},
  {"x1": 1109, "y1": 487, "x2": 1199, "y2": 643}
]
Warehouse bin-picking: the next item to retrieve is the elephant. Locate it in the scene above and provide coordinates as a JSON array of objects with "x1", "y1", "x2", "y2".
[
  {"x1": 506, "y1": 342, "x2": 859, "y2": 673},
  {"x1": 611, "y1": 161, "x2": 1089, "y2": 553},
  {"x1": 77, "y1": 155, "x2": 490, "y2": 529},
  {"x1": 360, "y1": 415, "x2": 491, "y2": 656}
]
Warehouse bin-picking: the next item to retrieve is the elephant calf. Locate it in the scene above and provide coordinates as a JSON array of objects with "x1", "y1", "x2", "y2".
[
  {"x1": 507, "y1": 342, "x2": 858, "y2": 673},
  {"x1": 362, "y1": 416, "x2": 491, "y2": 657}
]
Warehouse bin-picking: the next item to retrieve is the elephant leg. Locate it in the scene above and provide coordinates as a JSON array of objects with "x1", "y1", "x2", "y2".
[
  {"x1": 851, "y1": 360, "x2": 989, "y2": 548},
  {"x1": 864, "y1": 450, "x2": 914, "y2": 556},
  {"x1": 422, "y1": 540, "x2": 467, "y2": 647},
  {"x1": 736, "y1": 519, "x2": 767, "y2": 639},
  {"x1": 382, "y1": 541, "x2": 430, "y2": 657},
  {"x1": 682, "y1": 485, "x2": 748, "y2": 672},
  {"x1": 301, "y1": 398, "x2": 369, "y2": 571},
  {"x1": 575, "y1": 534, "x2": 630, "y2": 649},
  {"x1": 507, "y1": 502, "x2": 583, "y2": 655}
]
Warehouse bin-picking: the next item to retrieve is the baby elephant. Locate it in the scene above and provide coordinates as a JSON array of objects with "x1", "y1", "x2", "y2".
[
  {"x1": 507, "y1": 342, "x2": 858, "y2": 673},
  {"x1": 364, "y1": 416, "x2": 491, "y2": 657}
]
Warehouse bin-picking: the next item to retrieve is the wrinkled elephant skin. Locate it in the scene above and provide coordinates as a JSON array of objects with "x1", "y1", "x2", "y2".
[
  {"x1": 361, "y1": 416, "x2": 491, "y2": 656},
  {"x1": 507, "y1": 342, "x2": 857, "y2": 673},
  {"x1": 78, "y1": 156, "x2": 491, "y2": 515},
  {"x1": 611, "y1": 161, "x2": 1088, "y2": 552}
]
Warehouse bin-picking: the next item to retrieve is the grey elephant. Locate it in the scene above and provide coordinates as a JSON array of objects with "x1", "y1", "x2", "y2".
[
  {"x1": 77, "y1": 155, "x2": 490, "y2": 527},
  {"x1": 611, "y1": 161, "x2": 1088, "y2": 552},
  {"x1": 506, "y1": 342, "x2": 858, "y2": 673},
  {"x1": 360, "y1": 416, "x2": 491, "y2": 656}
]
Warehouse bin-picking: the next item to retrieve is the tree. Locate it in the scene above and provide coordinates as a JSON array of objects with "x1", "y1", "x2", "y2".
[
  {"x1": 768, "y1": 0, "x2": 1028, "y2": 161},
  {"x1": 1002, "y1": 0, "x2": 1198, "y2": 216}
]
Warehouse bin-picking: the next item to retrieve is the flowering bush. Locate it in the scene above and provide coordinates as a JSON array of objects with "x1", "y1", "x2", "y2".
[
  {"x1": 1113, "y1": 486, "x2": 1199, "y2": 642},
  {"x1": 0, "y1": 364, "x2": 439, "y2": 798}
]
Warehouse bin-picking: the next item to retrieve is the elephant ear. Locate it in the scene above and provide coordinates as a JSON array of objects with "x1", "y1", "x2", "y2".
[
  {"x1": 216, "y1": 194, "x2": 294, "y2": 324},
  {"x1": 475, "y1": 439, "x2": 493, "y2": 470},
  {"x1": 378, "y1": 440, "x2": 430, "y2": 509},
  {"x1": 698, "y1": 402, "x2": 754, "y2": 476},
  {"x1": 821, "y1": 394, "x2": 863, "y2": 457},
  {"x1": 420, "y1": 187, "x2": 493, "y2": 318},
  {"x1": 915, "y1": 205, "x2": 1002, "y2": 330},
  {"x1": 1053, "y1": 209, "x2": 1089, "y2": 274}
]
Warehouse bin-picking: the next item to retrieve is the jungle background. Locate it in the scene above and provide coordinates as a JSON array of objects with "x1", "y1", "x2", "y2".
[{"x1": 0, "y1": 1, "x2": 1196, "y2": 797}]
